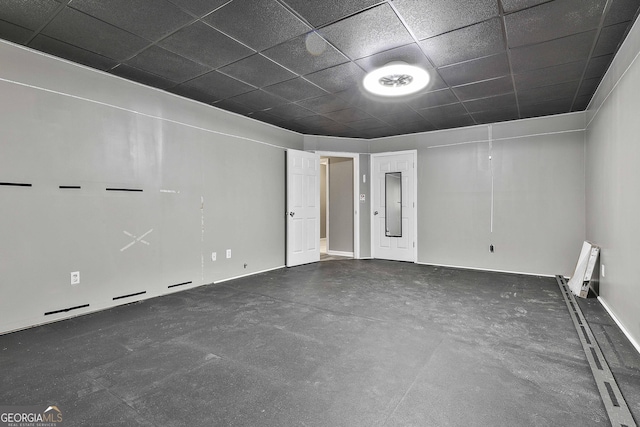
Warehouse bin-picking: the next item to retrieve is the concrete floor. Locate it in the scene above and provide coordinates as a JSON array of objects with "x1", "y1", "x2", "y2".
[{"x1": 1, "y1": 260, "x2": 639, "y2": 426}]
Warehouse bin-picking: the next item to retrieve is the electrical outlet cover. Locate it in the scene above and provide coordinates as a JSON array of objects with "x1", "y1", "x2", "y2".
[
  {"x1": 71, "y1": 271, "x2": 80, "y2": 285},
  {"x1": 226, "y1": 249, "x2": 231, "y2": 258},
  {"x1": 211, "y1": 252, "x2": 217, "y2": 261}
]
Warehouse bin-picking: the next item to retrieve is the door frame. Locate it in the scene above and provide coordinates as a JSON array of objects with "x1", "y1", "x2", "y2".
[
  {"x1": 316, "y1": 151, "x2": 360, "y2": 259},
  {"x1": 370, "y1": 150, "x2": 418, "y2": 262},
  {"x1": 320, "y1": 158, "x2": 329, "y2": 252}
]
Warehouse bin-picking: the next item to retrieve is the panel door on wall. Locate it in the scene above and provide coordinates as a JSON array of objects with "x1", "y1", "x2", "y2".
[
  {"x1": 372, "y1": 152, "x2": 416, "y2": 262},
  {"x1": 286, "y1": 149, "x2": 320, "y2": 267}
]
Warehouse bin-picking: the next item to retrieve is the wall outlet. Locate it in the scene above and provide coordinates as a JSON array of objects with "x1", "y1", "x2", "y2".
[
  {"x1": 601, "y1": 264, "x2": 605, "y2": 277},
  {"x1": 211, "y1": 252, "x2": 216, "y2": 261},
  {"x1": 226, "y1": 249, "x2": 231, "y2": 259},
  {"x1": 70, "y1": 271, "x2": 80, "y2": 285}
]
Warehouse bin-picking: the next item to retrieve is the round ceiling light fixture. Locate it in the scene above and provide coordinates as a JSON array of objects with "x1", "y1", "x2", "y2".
[{"x1": 363, "y1": 62, "x2": 430, "y2": 97}]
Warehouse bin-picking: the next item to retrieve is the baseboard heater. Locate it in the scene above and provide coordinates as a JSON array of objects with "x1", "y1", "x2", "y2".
[
  {"x1": 113, "y1": 291, "x2": 146, "y2": 301},
  {"x1": 44, "y1": 304, "x2": 90, "y2": 316},
  {"x1": 168, "y1": 281, "x2": 192, "y2": 289},
  {"x1": 0, "y1": 182, "x2": 32, "y2": 187},
  {"x1": 106, "y1": 188, "x2": 143, "y2": 192}
]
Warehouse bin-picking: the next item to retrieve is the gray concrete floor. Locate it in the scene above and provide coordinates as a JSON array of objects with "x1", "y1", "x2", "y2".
[{"x1": 1, "y1": 260, "x2": 639, "y2": 426}]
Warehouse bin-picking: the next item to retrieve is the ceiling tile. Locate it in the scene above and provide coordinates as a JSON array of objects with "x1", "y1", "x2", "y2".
[
  {"x1": 378, "y1": 109, "x2": 425, "y2": 125},
  {"x1": 69, "y1": 0, "x2": 193, "y2": 41},
  {"x1": 604, "y1": 0, "x2": 640, "y2": 26},
  {"x1": 355, "y1": 43, "x2": 433, "y2": 72},
  {"x1": 471, "y1": 106, "x2": 520, "y2": 124},
  {"x1": 519, "y1": 97, "x2": 573, "y2": 117},
  {"x1": 262, "y1": 32, "x2": 348, "y2": 75},
  {"x1": 320, "y1": 4, "x2": 413, "y2": 60},
  {"x1": 506, "y1": 0, "x2": 606, "y2": 48},
  {"x1": 204, "y1": 0, "x2": 310, "y2": 51},
  {"x1": 510, "y1": 31, "x2": 596, "y2": 73},
  {"x1": 294, "y1": 114, "x2": 341, "y2": 129},
  {"x1": 0, "y1": 0, "x2": 60, "y2": 31},
  {"x1": 247, "y1": 110, "x2": 287, "y2": 125},
  {"x1": 305, "y1": 62, "x2": 366, "y2": 93},
  {"x1": 513, "y1": 60, "x2": 586, "y2": 91},
  {"x1": 281, "y1": 0, "x2": 382, "y2": 27},
  {"x1": 265, "y1": 103, "x2": 316, "y2": 119},
  {"x1": 168, "y1": 0, "x2": 229, "y2": 17},
  {"x1": 585, "y1": 54, "x2": 614, "y2": 79},
  {"x1": 181, "y1": 70, "x2": 255, "y2": 100},
  {"x1": 358, "y1": 126, "x2": 398, "y2": 138},
  {"x1": 578, "y1": 77, "x2": 601, "y2": 96},
  {"x1": 345, "y1": 117, "x2": 389, "y2": 131},
  {"x1": 167, "y1": 84, "x2": 220, "y2": 104},
  {"x1": 29, "y1": 34, "x2": 119, "y2": 70},
  {"x1": 357, "y1": 99, "x2": 418, "y2": 118},
  {"x1": 393, "y1": 0, "x2": 499, "y2": 40},
  {"x1": 428, "y1": 114, "x2": 477, "y2": 129},
  {"x1": 418, "y1": 103, "x2": 469, "y2": 121},
  {"x1": 227, "y1": 89, "x2": 288, "y2": 111},
  {"x1": 463, "y1": 92, "x2": 517, "y2": 113},
  {"x1": 573, "y1": 95, "x2": 592, "y2": 111},
  {"x1": 452, "y1": 76, "x2": 514, "y2": 101},
  {"x1": 438, "y1": 53, "x2": 511, "y2": 86},
  {"x1": 517, "y1": 81, "x2": 580, "y2": 105},
  {"x1": 212, "y1": 99, "x2": 255, "y2": 115},
  {"x1": 409, "y1": 88, "x2": 459, "y2": 109},
  {"x1": 110, "y1": 64, "x2": 178, "y2": 89},
  {"x1": 500, "y1": 0, "x2": 549, "y2": 13},
  {"x1": 42, "y1": 7, "x2": 150, "y2": 61},
  {"x1": 297, "y1": 94, "x2": 352, "y2": 114},
  {"x1": 0, "y1": 20, "x2": 33, "y2": 44},
  {"x1": 218, "y1": 54, "x2": 296, "y2": 87},
  {"x1": 159, "y1": 21, "x2": 254, "y2": 69},
  {"x1": 593, "y1": 22, "x2": 631, "y2": 57},
  {"x1": 263, "y1": 78, "x2": 327, "y2": 102},
  {"x1": 420, "y1": 18, "x2": 505, "y2": 67},
  {"x1": 324, "y1": 108, "x2": 373, "y2": 123},
  {"x1": 127, "y1": 45, "x2": 211, "y2": 82},
  {"x1": 394, "y1": 120, "x2": 438, "y2": 134}
]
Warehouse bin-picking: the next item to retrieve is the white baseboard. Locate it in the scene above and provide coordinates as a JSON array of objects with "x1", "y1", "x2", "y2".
[
  {"x1": 598, "y1": 296, "x2": 640, "y2": 356},
  {"x1": 415, "y1": 261, "x2": 556, "y2": 278},
  {"x1": 327, "y1": 250, "x2": 354, "y2": 257},
  {"x1": 214, "y1": 265, "x2": 285, "y2": 284}
]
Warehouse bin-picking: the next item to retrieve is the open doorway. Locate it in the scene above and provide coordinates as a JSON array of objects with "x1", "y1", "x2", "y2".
[{"x1": 318, "y1": 152, "x2": 360, "y2": 261}]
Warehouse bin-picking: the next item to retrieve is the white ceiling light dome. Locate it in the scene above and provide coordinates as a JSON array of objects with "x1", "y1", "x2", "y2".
[{"x1": 363, "y1": 62, "x2": 430, "y2": 97}]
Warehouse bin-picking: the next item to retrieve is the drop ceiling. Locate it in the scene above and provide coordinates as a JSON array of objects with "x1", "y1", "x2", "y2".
[{"x1": 1, "y1": 0, "x2": 639, "y2": 139}]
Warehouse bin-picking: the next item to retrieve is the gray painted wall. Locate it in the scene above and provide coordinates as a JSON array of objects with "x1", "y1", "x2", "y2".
[
  {"x1": 328, "y1": 158, "x2": 354, "y2": 253},
  {"x1": 585, "y1": 18, "x2": 640, "y2": 348},
  {"x1": 0, "y1": 41, "x2": 301, "y2": 334},
  {"x1": 419, "y1": 131, "x2": 585, "y2": 276}
]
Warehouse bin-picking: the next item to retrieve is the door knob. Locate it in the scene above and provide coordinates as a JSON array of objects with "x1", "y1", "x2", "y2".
[
  {"x1": 289, "y1": 212, "x2": 295, "y2": 217},
  {"x1": 374, "y1": 211, "x2": 379, "y2": 215}
]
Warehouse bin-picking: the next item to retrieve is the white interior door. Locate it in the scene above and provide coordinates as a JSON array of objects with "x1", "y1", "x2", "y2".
[
  {"x1": 372, "y1": 151, "x2": 416, "y2": 262},
  {"x1": 287, "y1": 149, "x2": 320, "y2": 267}
]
